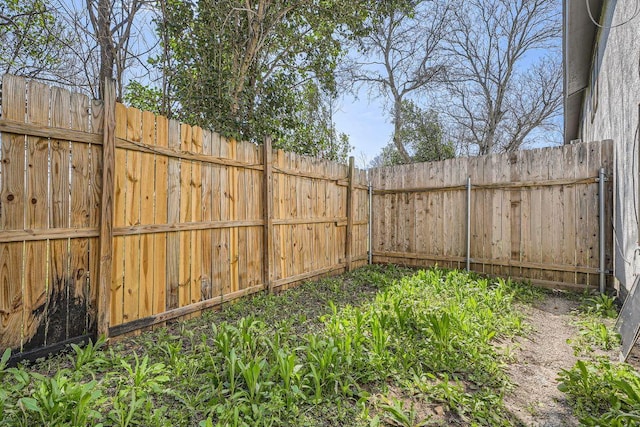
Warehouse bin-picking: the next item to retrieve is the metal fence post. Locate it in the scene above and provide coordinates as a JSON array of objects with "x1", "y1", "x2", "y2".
[
  {"x1": 466, "y1": 176, "x2": 472, "y2": 272},
  {"x1": 368, "y1": 179, "x2": 373, "y2": 265},
  {"x1": 599, "y1": 167, "x2": 606, "y2": 294}
]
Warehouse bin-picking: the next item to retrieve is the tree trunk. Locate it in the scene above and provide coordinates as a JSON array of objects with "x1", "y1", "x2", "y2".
[
  {"x1": 97, "y1": 0, "x2": 114, "y2": 100},
  {"x1": 393, "y1": 99, "x2": 411, "y2": 162}
]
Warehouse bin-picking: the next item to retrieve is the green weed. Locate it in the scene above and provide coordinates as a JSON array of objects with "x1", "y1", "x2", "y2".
[
  {"x1": 558, "y1": 358, "x2": 640, "y2": 425},
  {"x1": 578, "y1": 293, "x2": 619, "y2": 318}
]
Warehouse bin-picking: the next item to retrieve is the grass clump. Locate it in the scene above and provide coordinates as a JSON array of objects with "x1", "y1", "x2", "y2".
[
  {"x1": 556, "y1": 291, "x2": 640, "y2": 426},
  {"x1": 558, "y1": 358, "x2": 640, "y2": 426},
  {"x1": 567, "y1": 292, "x2": 620, "y2": 356},
  {"x1": 0, "y1": 266, "x2": 535, "y2": 426}
]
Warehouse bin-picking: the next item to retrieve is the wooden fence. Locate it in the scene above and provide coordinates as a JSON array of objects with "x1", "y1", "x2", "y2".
[
  {"x1": 0, "y1": 74, "x2": 617, "y2": 359},
  {"x1": 370, "y1": 140, "x2": 614, "y2": 291},
  {"x1": 0, "y1": 75, "x2": 368, "y2": 357}
]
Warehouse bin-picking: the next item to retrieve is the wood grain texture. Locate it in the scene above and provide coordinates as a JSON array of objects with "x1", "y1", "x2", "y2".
[
  {"x1": 178, "y1": 124, "x2": 192, "y2": 310},
  {"x1": 371, "y1": 142, "x2": 613, "y2": 289},
  {"x1": 190, "y1": 126, "x2": 203, "y2": 310},
  {"x1": 67, "y1": 91, "x2": 92, "y2": 340},
  {"x1": 122, "y1": 107, "x2": 142, "y2": 325},
  {"x1": 110, "y1": 103, "x2": 128, "y2": 327},
  {"x1": 165, "y1": 119, "x2": 181, "y2": 311},
  {"x1": 263, "y1": 138, "x2": 273, "y2": 292},
  {"x1": 138, "y1": 111, "x2": 155, "y2": 319},
  {"x1": 47, "y1": 85, "x2": 71, "y2": 344},
  {"x1": 0, "y1": 75, "x2": 26, "y2": 351},
  {"x1": 200, "y1": 131, "x2": 213, "y2": 301},
  {"x1": 22, "y1": 81, "x2": 49, "y2": 349},
  {"x1": 1, "y1": 75, "x2": 372, "y2": 353},
  {"x1": 89, "y1": 99, "x2": 104, "y2": 335},
  {"x1": 96, "y1": 83, "x2": 114, "y2": 338},
  {"x1": 153, "y1": 116, "x2": 168, "y2": 315}
]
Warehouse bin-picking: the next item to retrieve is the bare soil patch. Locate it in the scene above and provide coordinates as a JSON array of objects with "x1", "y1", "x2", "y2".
[{"x1": 503, "y1": 294, "x2": 584, "y2": 426}]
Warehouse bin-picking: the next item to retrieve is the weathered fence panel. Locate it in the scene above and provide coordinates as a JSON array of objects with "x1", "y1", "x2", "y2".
[
  {"x1": 0, "y1": 76, "x2": 104, "y2": 354},
  {"x1": 0, "y1": 75, "x2": 368, "y2": 357},
  {"x1": 370, "y1": 141, "x2": 614, "y2": 291}
]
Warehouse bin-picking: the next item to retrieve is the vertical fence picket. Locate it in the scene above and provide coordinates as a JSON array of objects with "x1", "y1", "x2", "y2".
[
  {"x1": 22, "y1": 81, "x2": 49, "y2": 349},
  {"x1": 153, "y1": 116, "x2": 168, "y2": 316},
  {"x1": 48, "y1": 85, "x2": 71, "y2": 344},
  {"x1": 139, "y1": 111, "x2": 156, "y2": 320}
]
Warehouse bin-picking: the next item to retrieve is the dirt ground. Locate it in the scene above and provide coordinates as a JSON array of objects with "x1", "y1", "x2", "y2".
[{"x1": 503, "y1": 293, "x2": 615, "y2": 427}]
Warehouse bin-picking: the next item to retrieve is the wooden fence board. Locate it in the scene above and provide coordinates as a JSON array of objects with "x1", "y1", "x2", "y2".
[
  {"x1": 236, "y1": 142, "x2": 248, "y2": 293},
  {"x1": 139, "y1": 111, "x2": 155, "y2": 319},
  {"x1": 178, "y1": 124, "x2": 192, "y2": 310},
  {"x1": 0, "y1": 75, "x2": 26, "y2": 351},
  {"x1": 68, "y1": 91, "x2": 92, "y2": 339},
  {"x1": 228, "y1": 139, "x2": 239, "y2": 295},
  {"x1": 166, "y1": 119, "x2": 180, "y2": 311},
  {"x1": 111, "y1": 103, "x2": 127, "y2": 326},
  {"x1": 217, "y1": 136, "x2": 231, "y2": 298},
  {"x1": 48, "y1": 85, "x2": 71, "y2": 343},
  {"x1": 201, "y1": 131, "x2": 213, "y2": 300},
  {"x1": 122, "y1": 107, "x2": 141, "y2": 325},
  {"x1": 209, "y1": 133, "x2": 223, "y2": 299},
  {"x1": 90, "y1": 98, "x2": 104, "y2": 334},
  {"x1": 190, "y1": 126, "x2": 203, "y2": 309},
  {"x1": 153, "y1": 116, "x2": 168, "y2": 315},
  {"x1": 586, "y1": 142, "x2": 603, "y2": 288},
  {"x1": 561, "y1": 145, "x2": 578, "y2": 286},
  {"x1": 23, "y1": 81, "x2": 49, "y2": 349}
]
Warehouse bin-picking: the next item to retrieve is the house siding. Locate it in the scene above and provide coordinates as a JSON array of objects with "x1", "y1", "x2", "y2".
[{"x1": 580, "y1": 0, "x2": 640, "y2": 295}]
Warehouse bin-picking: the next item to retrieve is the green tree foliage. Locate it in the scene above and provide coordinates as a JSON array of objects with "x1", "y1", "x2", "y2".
[
  {"x1": 371, "y1": 100, "x2": 455, "y2": 167},
  {"x1": 0, "y1": 0, "x2": 66, "y2": 78},
  {"x1": 276, "y1": 82, "x2": 352, "y2": 162},
  {"x1": 124, "y1": 81, "x2": 164, "y2": 115},
  {"x1": 134, "y1": 0, "x2": 369, "y2": 161}
]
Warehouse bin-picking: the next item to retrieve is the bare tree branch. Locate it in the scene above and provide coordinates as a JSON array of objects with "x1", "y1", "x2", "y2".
[
  {"x1": 348, "y1": 1, "x2": 452, "y2": 162},
  {"x1": 444, "y1": 0, "x2": 562, "y2": 155}
]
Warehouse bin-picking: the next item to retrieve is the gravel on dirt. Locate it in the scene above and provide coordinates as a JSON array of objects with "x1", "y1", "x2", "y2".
[{"x1": 503, "y1": 294, "x2": 587, "y2": 427}]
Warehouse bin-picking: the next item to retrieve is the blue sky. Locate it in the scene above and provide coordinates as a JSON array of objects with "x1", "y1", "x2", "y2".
[{"x1": 334, "y1": 91, "x2": 392, "y2": 167}]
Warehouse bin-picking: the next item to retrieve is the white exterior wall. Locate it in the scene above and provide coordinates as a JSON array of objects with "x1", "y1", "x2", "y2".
[{"x1": 580, "y1": 0, "x2": 640, "y2": 295}]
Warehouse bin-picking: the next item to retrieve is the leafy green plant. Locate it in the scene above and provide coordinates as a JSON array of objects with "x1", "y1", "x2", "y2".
[
  {"x1": 558, "y1": 358, "x2": 640, "y2": 424},
  {"x1": 579, "y1": 293, "x2": 618, "y2": 318},
  {"x1": 0, "y1": 266, "x2": 537, "y2": 426},
  {"x1": 18, "y1": 371, "x2": 103, "y2": 426},
  {"x1": 379, "y1": 397, "x2": 430, "y2": 427},
  {"x1": 69, "y1": 336, "x2": 107, "y2": 370},
  {"x1": 575, "y1": 319, "x2": 621, "y2": 351}
]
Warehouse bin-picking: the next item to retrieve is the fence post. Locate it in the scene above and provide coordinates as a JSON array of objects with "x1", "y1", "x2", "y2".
[
  {"x1": 368, "y1": 175, "x2": 373, "y2": 265},
  {"x1": 345, "y1": 156, "x2": 355, "y2": 271},
  {"x1": 97, "y1": 79, "x2": 116, "y2": 339},
  {"x1": 599, "y1": 167, "x2": 607, "y2": 294},
  {"x1": 263, "y1": 137, "x2": 274, "y2": 292},
  {"x1": 466, "y1": 176, "x2": 472, "y2": 272}
]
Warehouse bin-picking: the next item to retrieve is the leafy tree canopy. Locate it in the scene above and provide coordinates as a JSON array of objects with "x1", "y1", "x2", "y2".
[
  {"x1": 0, "y1": 0, "x2": 67, "y2": 78},
  {"x1": 371, "y1": 100, "x2": 455, "y2": 167},
  {"x1": 123, "y1": 0, "x2": 376, "y2": 162}
]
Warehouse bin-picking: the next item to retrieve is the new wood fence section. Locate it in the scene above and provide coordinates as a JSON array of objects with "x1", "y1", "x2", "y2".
[
  {"x1": 0, "y1": 76, "x2": 368, "y2": 357},
  {"x1": 370, "y1": 140, "x2": 614, "y2": 291}
]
